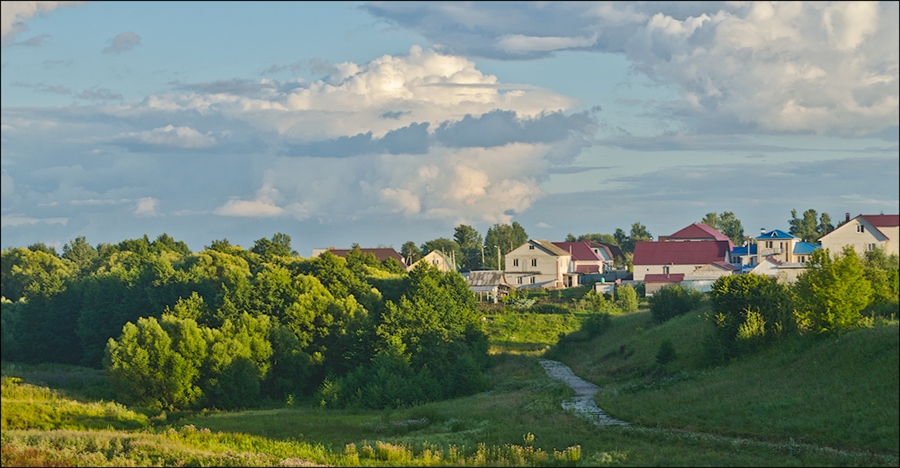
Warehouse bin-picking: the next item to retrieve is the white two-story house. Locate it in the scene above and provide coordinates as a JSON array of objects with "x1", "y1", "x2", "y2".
[{"x1": 504, "y1": 240, "x2": 575, "y2": 289}]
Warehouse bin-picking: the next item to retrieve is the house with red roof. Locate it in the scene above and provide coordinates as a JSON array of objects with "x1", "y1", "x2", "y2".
[
  {"x1": 552, "y1": 241, "x2": 606, "y2": 275},
  {"x1": 632, "y1": 223, "x2": 734, "y2": 282},
  {"x1": 819, "y1": 214, "x2": 899, "y2": 256},
  {"x1": 660, "y1": 223, "x2": 735, "y2": 250},
  {"x1": 587, "y1": 241, "x2": 626, "y2": 269},
  {"x1": 311, "y1": 246, "x2": 409, "y2": 269}
]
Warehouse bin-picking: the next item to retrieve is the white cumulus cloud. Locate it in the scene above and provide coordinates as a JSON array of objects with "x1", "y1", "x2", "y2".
[
  {"x1": 133, "y1": 197, "x2": 161, "y2": 217},
  {"x1": 1, "y1": 1, "x2": 83, "y2": 46}
]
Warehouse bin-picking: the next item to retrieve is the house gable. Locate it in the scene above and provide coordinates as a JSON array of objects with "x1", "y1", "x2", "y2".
[
  {"x1": 819, "y1": 214, "x2": 899, "y2": 256},
  {"x1": 666, "y1": 223, "x2": 733, "y2": 246}
]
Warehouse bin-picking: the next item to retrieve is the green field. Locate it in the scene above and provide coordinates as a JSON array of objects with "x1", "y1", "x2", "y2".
[{"x1": 3, "y1": 305, "x2": 898, "y2": 467}]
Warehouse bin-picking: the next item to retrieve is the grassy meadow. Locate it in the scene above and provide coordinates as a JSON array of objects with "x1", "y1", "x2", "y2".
[{"x1": 2, "y1": 301, "x2": 899, "y2": 466}]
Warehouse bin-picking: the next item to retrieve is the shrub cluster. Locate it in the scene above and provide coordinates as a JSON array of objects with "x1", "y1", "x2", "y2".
[{"x1": 649, "y1": 285, "x2": 701, "y2": 323}]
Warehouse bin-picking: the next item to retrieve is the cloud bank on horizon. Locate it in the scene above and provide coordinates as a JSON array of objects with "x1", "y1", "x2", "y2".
[{"x1": 1, "y1": 1, "x2": 898, "y2": 253}]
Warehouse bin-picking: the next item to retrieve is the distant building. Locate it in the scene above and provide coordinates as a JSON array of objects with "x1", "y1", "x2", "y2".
[
  {"x1": 464, "y1": 270, "x2": 512, "y2": 303},
  {"x1": 505, "y1": 240, "x2": 575, "y2": 289},
  {"x1": 819, "y1": 214, "x2": 899, "y2": 256},
  {"x1": 411, "y1": 250, "x2": 457, "y2": 272},
  {"x1": 311, "y1": 247, "x2": 408, "y2": 269},
  {"x1": 632, "y1": 223, "x2": 734, "y2": 282},
  {"x1": 754, "y1": 229, "x2": 821, "y2": 264}
]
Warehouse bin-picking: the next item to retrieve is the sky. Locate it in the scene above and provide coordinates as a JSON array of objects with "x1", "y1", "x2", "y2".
[{"x1": 2, "y1": 1, "x2": 898, "y2": 256}]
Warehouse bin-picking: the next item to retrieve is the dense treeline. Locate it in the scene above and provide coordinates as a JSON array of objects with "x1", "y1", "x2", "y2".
[{"x1": 1, "y1": 233, "x2": 489, "y2": 410}]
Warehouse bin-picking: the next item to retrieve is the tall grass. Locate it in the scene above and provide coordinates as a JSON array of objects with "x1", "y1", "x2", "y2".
[
  {"x1": 549, "y1": 308, "x2": 900, "y2": 454},
  {"x1": 1, "y1": 377, "x2": 148, "y2": 431},
  {"x1": 483, "y1": 312, "x2": 586, "y2": 355},
  {"x1": 3, "y1": 306, "x2": 898, "y2": 466}
]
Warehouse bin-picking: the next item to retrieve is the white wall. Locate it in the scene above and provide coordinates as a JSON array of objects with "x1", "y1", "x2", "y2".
[{"x1": 821, "y1": 219, "x2": 897, "y2": 256}]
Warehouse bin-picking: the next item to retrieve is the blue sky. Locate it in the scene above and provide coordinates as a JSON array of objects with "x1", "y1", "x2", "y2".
[{"x1": 2, "y1": 1, "x2": 898, "y2": 256}]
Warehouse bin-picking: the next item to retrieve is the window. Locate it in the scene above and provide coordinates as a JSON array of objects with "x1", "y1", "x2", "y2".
[
  {"x1": 766, "y1": 241, "x2": 773, "y2": 248},
  {"x1": 528, "y1": 245, "x2": 535, "y2": 250},
  {"x1": 531, "y1": 258, "x2": 537, "y2": 267},
  {"x1": 868, "y1": 243, "x2": 877, "y2": 251},
  {"x1": 663, "y1": 265, "x2": 670, "y2": 274},
  {"x1": 857, "y1": 225, "x2": 865, "y2": 233},
  {"x1": 529, "y1": 276, "x2": 535, "y2": 284},
  {"x1": 798, "y1": 256, "x2": 805, "y2": 263},
  {"x1": 516, "y1": 277, "x2": 522, "y2": 284},
  {"x1": 513, "y1": 258, "x2": 519, "y2": 267}
]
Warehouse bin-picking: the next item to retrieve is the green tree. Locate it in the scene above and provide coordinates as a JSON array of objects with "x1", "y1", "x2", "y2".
[
  {"x1": 656, "y1": 338, "x2": 677, "y2": 365},
  {"x1": 483, "y1": 222, "x2": 528, "y2": 269},
  {"x1": 818, "y1": 213, "x2": 834, "y2": 238},
  {"x1": 794, "y1": 246, "x2": 873, "y2": 333},
  {"x1": 700, "y1": 212, "x2": 719, "y2": 229},
  {"x1": 202, "y1": 313, "x2": 273, "y2": 409},
  {"x1": 613, "y1": 228, "x2": 628, "y2": 248},
  {"x1": 861, "y1": 247, "x2": 899, "y2": 315},
  {"x1": 789, "y1": 209, "x2": 834, "y2": 243},
  {"x1": 622, "y1": 222, "x2": 652, "y2": 254},
  {"x1": 27, "y1": 242, "x2": 58, "y2": 257},
  {"x1": 1, "y1": 247, "x2": 76, "y2": 301},
  {"x1": 151, "y1": 233, "x2": 192, "y2": 256},
  {"x1": 400, "y1": 241, "x2": 422, "y2": 265},
  {"x1": 616, "y1": 284, "x2": 639, "y2": 313},
  {"x1": 251, "y1": 232, "x2": 297, "y2": 258},
  {"x1": 62, "y1": 236, "x2": 99, "y2": 272},
  {"x1": 453, "y1": 224, "x2": 483, "y2": 271},
  {"x1": 718, "y1": 211, "x2": 745, "y2": 245},
  {"x1": 105, "y1": 315, "x2": 206, "y2": 410},
  {"x1": 707, "y1": 273, "x2": 795, "y2": 360}
]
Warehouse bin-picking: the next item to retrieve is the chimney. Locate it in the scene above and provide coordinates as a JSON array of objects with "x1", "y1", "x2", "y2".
[
  {"x1": 760, "y1": 228, "x2": 765, "y2": 236},
  {"x1": 845, "y1": 212, "x2": 850, "y2": 222}
]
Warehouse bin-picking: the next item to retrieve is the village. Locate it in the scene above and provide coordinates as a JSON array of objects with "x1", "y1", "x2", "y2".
[{"x1": 312, "y1": 213, "x2": 899, "y2": 301}]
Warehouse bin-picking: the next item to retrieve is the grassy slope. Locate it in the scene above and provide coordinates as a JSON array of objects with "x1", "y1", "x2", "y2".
[
  {"x1": 483, "y1": 311, "x2": 587, "y2": 354},
  {"x1": 2, "y1": 306, "x2": 898, "y2": 466},
  {"x1": 549, "y1": 306, "x2": 900, "y2": 454}
]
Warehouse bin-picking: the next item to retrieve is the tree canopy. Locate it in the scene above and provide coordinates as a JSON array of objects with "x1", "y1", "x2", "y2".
[
  {"x1": 789, "y1": 209, "x2": 834, "y2": 243},
  {"x1": 701, "y1": 211, "x2": 745, "y2": 245}
]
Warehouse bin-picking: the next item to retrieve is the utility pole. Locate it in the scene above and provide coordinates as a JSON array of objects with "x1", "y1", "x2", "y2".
[
  {"x1": 497, "y1": 245, "x2": 501, "y2": 271},
  {"x1": 481, "y1": 244, "x2": 485, "y2": 266}
]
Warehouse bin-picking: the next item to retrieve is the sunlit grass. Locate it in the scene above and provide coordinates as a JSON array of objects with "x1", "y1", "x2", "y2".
[
  {"x1": 548, "y1": 308, "x2": 899, "y2": 454},
  {"x1": 2, "y1": 306, "x2": 898, "y2": 466}
]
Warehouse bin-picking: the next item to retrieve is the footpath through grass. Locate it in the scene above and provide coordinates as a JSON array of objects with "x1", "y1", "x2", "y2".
[
  {"x1": 2, "y1": 304, "x2": 898, "y2": 466},
  {"x1": 548, "y1": 306, "x2": 900, "y2": 455}
]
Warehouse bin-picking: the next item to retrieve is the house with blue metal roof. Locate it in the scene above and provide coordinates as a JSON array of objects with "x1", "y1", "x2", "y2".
[
  {"x1": 730, "y1": 243, "x2": 758, "y2": 268},
  {"x1": 755, "y1": 229, "x2": 820, "y2": 264}
]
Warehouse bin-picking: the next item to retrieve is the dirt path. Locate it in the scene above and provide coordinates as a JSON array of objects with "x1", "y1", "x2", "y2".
[{"x1": 538, "y1": 359, "x2": 629, "y2": 426}]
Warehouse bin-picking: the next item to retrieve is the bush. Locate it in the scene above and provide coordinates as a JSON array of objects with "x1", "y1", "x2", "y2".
[
  {"x1": 616, "y1": 285, "x2": 639, "y2": 312},
  {"x1": 707, "y1": 274, "x2": 795, "y2": 361},
  {"x1": 582, "y1": 312, "x2": 612, "y2": 337},
  {"x1": 795, "y1": 247, "x2": 872, "y2": 334},
  {"x1": 656, "y1": 338, "x2": 676, "y2": 365},
  {"x1": 649, "y1": 285, "x2": 701, "y2": 323},
  {"x1": 533, "y1": 303, "x2": 571, "y2": 315}
]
